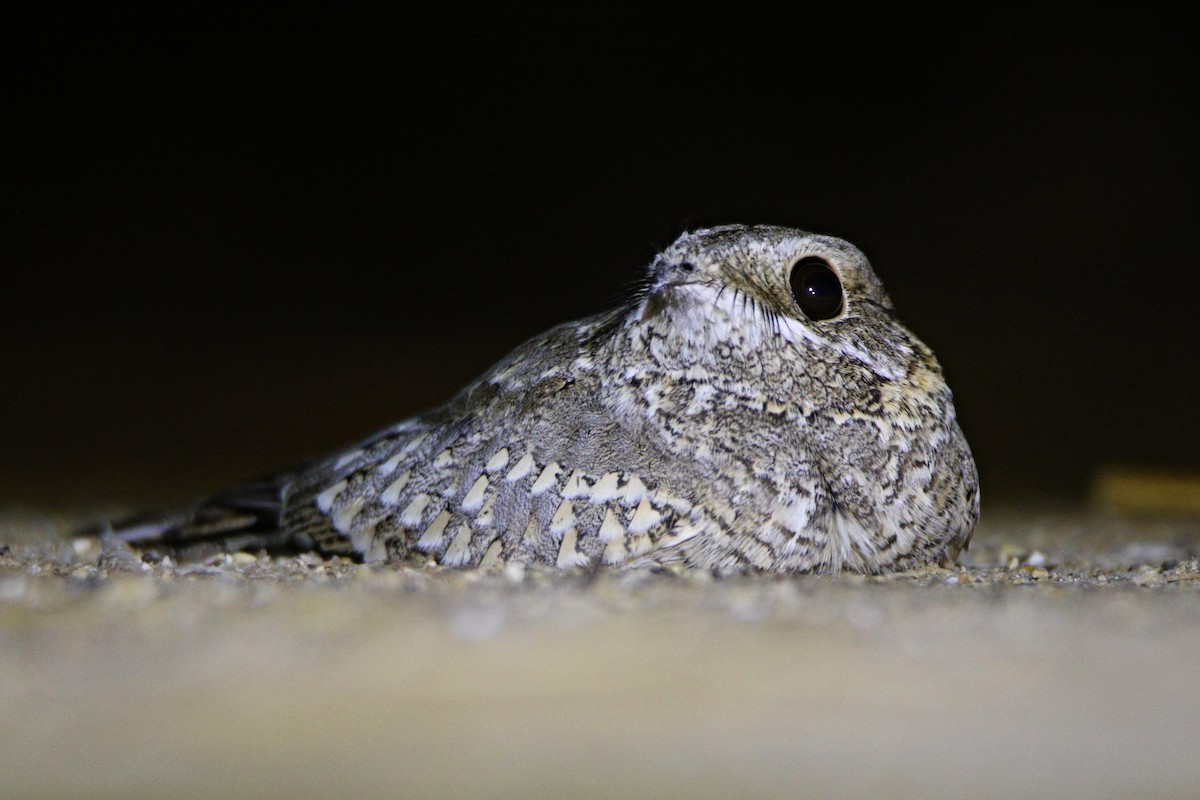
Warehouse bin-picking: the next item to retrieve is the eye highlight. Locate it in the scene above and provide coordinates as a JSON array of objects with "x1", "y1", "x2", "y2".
[{"x1": 789, "y1": 257, "x2": 844, "y2": 321}]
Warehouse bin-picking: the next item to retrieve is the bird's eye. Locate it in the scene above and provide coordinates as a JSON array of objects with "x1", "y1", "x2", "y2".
[{"x1": 789, "y1": 257, "x2": 844, "y2": 321}]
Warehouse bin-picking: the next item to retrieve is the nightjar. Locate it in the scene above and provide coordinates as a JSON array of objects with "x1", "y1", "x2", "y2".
[{"x1": 111, "y1": 225, "x2": 979, "y2": 573}]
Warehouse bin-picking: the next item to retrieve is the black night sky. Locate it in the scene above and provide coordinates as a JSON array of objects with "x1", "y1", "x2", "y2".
[{"x1": 4, "y1": 10, "x2": 1198, "y2": 509}]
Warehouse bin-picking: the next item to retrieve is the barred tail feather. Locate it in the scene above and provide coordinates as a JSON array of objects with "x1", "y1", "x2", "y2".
[{"x1": 92, "y1": 476, "x2": 300, "y2": 560}]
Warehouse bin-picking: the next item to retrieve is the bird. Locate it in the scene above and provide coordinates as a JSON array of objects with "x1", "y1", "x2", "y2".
[{"x1": 107, "y1": 225, "x2": 979, "y2": 573}]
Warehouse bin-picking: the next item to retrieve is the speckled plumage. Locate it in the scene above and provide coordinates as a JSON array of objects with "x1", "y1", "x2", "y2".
[{"x1": 118, "y1": 225, "x2": 979, "y2": 573}]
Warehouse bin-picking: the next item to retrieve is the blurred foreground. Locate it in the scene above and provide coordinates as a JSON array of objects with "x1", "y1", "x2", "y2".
[{"x1": 2, "y1": 506, "x2": 1199, "y2": 800}]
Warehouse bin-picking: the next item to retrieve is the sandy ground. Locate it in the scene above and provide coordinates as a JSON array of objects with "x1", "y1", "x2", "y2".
[{"x1": 2, "y1": 506, "x2": 1199, "y2": 800}]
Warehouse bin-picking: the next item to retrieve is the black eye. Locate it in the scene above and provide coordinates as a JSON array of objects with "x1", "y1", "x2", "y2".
[{"x1": 789, "y1": 257, "x2": 844, "y2": 321}]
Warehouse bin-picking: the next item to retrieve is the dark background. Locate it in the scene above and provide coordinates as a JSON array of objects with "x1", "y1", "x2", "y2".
[{"x1": 4, "y1": 10, "x2": 1197, "y2": 510}]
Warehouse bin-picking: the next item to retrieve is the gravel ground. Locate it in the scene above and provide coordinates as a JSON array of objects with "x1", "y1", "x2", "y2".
[{"x1": 2, "y1": 506, "x2": 1199, "y2": 800}]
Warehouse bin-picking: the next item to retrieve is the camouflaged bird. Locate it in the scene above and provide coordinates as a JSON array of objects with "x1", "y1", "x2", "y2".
[{"x1": 114, "y1": 225, "x2": 979, "y2": 573}]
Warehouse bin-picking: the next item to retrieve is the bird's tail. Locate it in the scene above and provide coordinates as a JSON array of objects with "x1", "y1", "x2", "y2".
[{"x1": 84, "y1": 475, "x2": 301, "y2": 561}]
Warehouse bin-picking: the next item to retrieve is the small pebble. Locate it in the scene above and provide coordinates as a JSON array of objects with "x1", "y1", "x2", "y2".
[
  {"x1": 1132, "y1": 569, "x2": 1165, "y2": 587},
  {"x1": 72, "y1": 538, "x2": 98, "y2": 558}
]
